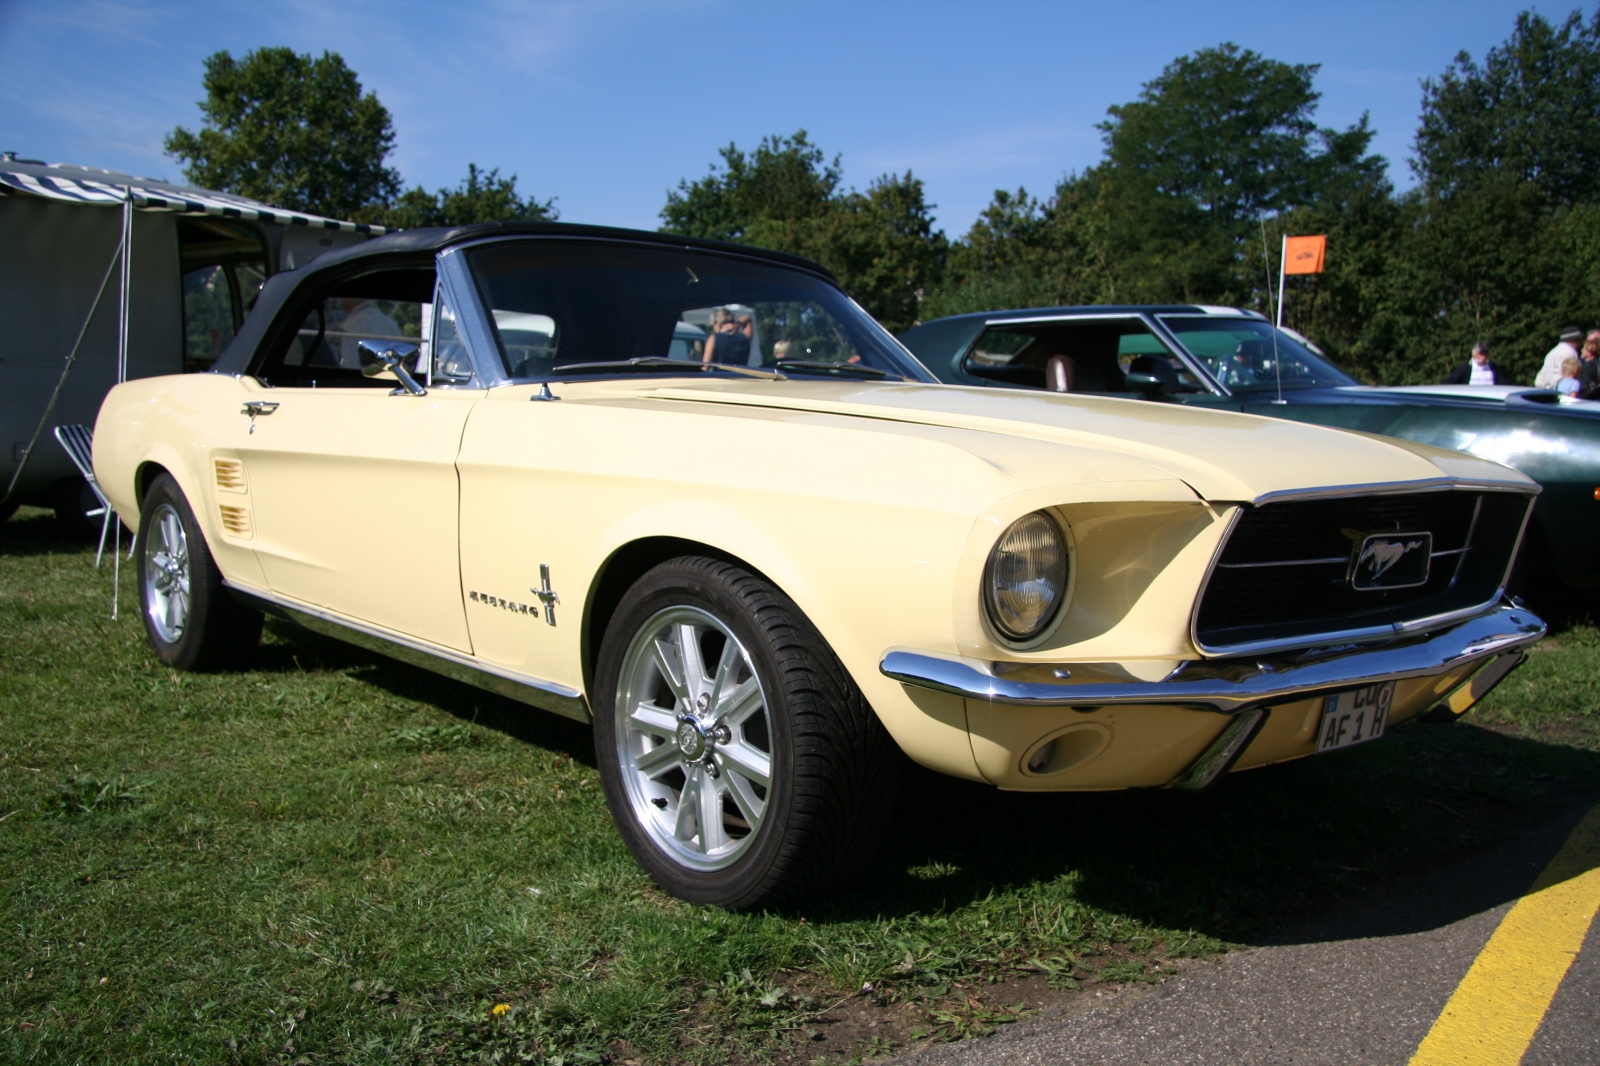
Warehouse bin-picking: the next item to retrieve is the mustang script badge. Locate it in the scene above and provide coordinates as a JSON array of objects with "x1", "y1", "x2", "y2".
[{"x1": 1349, "y1": 532, "x2": 1433, "y2": 590}]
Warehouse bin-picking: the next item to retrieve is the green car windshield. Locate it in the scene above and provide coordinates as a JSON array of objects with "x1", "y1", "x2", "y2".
[{"x1": 1158, "y1": 315, "x2": 1356, "y2": 392}]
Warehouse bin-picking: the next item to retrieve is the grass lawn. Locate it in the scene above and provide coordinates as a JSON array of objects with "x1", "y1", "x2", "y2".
[{"x1": 2, "y1": 506, "x2": 1596, "y2": 1064}]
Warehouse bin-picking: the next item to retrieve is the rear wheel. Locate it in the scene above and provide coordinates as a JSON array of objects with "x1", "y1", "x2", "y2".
[
  {"x1": 136, "y1": 473, "x2": 262, "y2": 670},
  {"x1": 594, "y1": 556, "x2": 900, "y2": 909}
]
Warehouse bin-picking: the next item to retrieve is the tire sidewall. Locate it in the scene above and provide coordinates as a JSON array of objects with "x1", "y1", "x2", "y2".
[
  {"x1": 136, "y1": 475, "x2": 214, "y2": 670},
  {"x1": 594, "y1": 559, "x2": 799, "y2": 908}
]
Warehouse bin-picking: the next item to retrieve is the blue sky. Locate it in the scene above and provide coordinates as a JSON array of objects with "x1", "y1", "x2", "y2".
[{"x1": 0, "y1": 0, "x2": 1568, "y2": 234}]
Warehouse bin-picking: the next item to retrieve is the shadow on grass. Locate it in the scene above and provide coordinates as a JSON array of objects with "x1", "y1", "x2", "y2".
[
  {"x1": 256, "y1": 618, "x2": 598, "y2": 765},
  {"x1": 0, "y1": 507, "x2": 101, "y2": 558},
  {"x1": 257, "y1": 612, "x2": 1595, "y2": 954},
  {"x1": 804, "y1": 723, "x2": 1600, "y2": 948}
]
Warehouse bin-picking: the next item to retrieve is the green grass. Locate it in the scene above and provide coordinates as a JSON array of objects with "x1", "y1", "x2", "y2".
[{"x1": 2, "y1": 506, "x2": 1596, "y2": 1064}]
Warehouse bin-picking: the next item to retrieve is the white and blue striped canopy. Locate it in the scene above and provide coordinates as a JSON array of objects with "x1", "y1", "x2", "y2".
[{"x1": 0, "y1": 166, "x2": 385, "y2": 234}]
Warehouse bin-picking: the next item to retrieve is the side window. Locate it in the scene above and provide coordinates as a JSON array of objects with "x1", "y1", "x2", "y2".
[
  {"x1": 432, "y1": 286, "x2": 477, "y2": 383},
  {"x1": 961, "y1": 330, "x2": 1038, "y2": 385},
  {"x1": 182, "y1": 265, "x2": 236, "y2": 373},
  {"x1": 962, "y1": 319, "x2": 1201, "y2": 394},
  {"x1": 260, "y1": 268, "x2": 436, "y2": 388},
  {"x1": 1115, "y1": 332, "x2": 1207, "y2": 393}
]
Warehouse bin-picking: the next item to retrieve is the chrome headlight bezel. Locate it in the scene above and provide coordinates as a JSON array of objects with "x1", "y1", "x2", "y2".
[{"x1": 981, "y1": 510, "x2": 1074, "y2": 649}]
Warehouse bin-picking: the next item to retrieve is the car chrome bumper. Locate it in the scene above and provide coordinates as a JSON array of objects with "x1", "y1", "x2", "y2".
[{"x1": 880, "y1": 603, "x2": 1545, "y2": 714}]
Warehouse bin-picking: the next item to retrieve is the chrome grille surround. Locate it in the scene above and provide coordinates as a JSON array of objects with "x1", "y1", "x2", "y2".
[{"x1": 1190, "y1": 480, "x2": 1537, "y2": 658}]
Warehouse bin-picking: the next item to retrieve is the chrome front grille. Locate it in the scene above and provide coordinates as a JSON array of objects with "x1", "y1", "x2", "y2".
[{"x1": 1193, "y1": 489, "x2": 1532, "y2": 654}]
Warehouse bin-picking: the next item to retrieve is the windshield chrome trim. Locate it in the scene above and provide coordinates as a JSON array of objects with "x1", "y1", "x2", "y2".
[
  {"x1": 880, "y1": 602, "x2": 1544, "y2": 712},
  {"x1": 436, "y1": 246, "x2": 508, "y2": 389},
  {"x1": 224, "y1": 580, "x2": 590, "y2": 722}
]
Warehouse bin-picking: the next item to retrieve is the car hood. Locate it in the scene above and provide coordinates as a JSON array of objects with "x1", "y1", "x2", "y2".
[{"x1": 637, "y1": 378, "x2": 1533, "y2": 502}]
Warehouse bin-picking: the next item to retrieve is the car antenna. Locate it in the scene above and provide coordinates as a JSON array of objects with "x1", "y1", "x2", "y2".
[{"x1": 1259, "y1": 217, "x2": 1286, "y2": 405}]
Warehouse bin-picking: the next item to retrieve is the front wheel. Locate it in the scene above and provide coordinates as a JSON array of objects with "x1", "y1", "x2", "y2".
[
  {"x1": 136, "y1": 473, "x2": 262, "y2": 671},
  {"x1": 594, "y1": 557, "x2": 900, "y2": 909}
]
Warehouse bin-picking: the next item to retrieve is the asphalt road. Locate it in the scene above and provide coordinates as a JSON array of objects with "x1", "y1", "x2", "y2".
[{"x1": 893, "y1": 802, "x2": 1599, "y2": 1066}]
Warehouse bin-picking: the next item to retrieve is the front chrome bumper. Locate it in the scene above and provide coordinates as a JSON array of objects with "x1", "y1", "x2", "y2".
[
  {"x1": 882, "y1": 603, "x2": 1544, "y2": 791},
  {"x1": 880, "y1": 603, "x2": 1544, "y2": 714}
]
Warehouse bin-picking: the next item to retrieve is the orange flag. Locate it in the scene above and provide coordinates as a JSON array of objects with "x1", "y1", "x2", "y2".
[{"x1": 1284, "y1": 235, "x2": 1327, "y2": 275}]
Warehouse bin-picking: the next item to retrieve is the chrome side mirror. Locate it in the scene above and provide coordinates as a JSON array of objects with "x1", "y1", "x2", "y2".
[{"x1": 358, "y1": 339, "x2": 427, "y2": 396}]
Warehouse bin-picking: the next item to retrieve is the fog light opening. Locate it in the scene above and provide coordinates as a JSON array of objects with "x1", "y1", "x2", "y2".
[{"x1": 1027, "y1": 740, "x2": 1057, "y2": 774}]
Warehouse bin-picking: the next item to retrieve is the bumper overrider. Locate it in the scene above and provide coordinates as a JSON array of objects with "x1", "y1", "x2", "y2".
[{"x1": 880, "y1": 603, "x2": 1545, "y2": 790}]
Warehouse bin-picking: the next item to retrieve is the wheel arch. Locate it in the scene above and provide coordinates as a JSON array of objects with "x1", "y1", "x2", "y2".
[
  {"x1": 581, "y1": 536, "x2": 784, "y2": 699},
  {"x1": 133, "y1": 459, "x2": 171, "y2": 512}
]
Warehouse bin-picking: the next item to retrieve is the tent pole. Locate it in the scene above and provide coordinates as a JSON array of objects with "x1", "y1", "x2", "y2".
[
  {"x1": 1, "y1": 232, "x2": 124, "y2": 506},
  {"x1": 118, "y1": 194, "x2": 131, "y2": 384}
]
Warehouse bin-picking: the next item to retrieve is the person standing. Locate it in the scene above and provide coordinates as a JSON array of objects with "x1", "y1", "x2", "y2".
[
  {"x1": 1534, "y1": 326, "x2": 1584, "y2": 389},
  {"x1": 1444, "y1": 342, "x2": 1504, "y2": 385},
  {"x1": 1578, "y1": 331, "x2": 1600, "y2": 399}
]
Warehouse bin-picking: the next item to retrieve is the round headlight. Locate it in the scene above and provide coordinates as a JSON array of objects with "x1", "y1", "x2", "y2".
[{"x1": 983, "y1": 511, "x2": 1069, "y2": 643}]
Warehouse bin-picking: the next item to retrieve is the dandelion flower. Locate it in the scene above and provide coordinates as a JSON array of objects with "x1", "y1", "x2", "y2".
[{"x1": 491, "y1": 1003, "x2": 511, "y2": 1017}]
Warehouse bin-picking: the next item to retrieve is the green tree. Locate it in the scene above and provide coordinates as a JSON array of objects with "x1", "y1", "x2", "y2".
[
  {"x1": 1415, "y1": 10, "x2": 1600, "y2": 206},
  {"x1": 166, "y1": 47, "x2": 400, "y2": 219},
  {"x1": 929, "y1": 44, "x2": 1386, "y2": 319},
  {"x1": 661, "y1": 131, "x2": 945, "y2": 332},
  {"x1": 369, "y1": 164, "x2": 557, "y2": 229},
  {"x1": 661, "y1": 131, "x2": 840, "y2": 242}
]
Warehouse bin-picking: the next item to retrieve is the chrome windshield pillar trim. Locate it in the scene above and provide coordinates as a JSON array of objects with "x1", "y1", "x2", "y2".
[
  {"x1": 223, "y1": 581, "x2": 590, "y2": 723},
  {"x1": 879, "y1": 603, "x2": 1545, "y2": 713},
  {"x1": 1171, "y1": 707, "x2": 1270, "y2": 791},
  {"x1": 436, "y1": 246, "x2": 507, "y2": 389}
]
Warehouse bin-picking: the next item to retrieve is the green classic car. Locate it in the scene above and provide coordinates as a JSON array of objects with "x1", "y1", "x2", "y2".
[{"x1": 901, "y1": 305, "x2": 1600, "y2": 595}]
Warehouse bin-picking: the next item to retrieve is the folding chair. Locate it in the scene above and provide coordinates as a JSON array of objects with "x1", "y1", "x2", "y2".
[{"x1": 53, "y1": 424, "x2": 119, "y2": 568}]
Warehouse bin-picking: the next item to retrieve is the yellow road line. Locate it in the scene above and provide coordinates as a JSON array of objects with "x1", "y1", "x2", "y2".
[{"x1": 1408, "y1": 802, "x2": 1600, "y2": 1066}]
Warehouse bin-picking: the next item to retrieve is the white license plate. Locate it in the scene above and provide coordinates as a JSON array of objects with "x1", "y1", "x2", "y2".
[{"x1": 1316, "y1": 681, "x2": 1394, "y2": 753}]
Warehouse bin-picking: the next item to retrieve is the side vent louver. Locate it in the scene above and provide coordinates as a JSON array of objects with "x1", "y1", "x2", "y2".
[
  {"x1": 218, "y1": 505, "x2": 252, "y2": 539},
  {"x1": 214, "y1": 458, "x2": 246, "y2": 493}
]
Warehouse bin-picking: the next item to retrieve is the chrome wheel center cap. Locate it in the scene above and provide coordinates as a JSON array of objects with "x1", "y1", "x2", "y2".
[{"x1": 676, "y1": 716, "x2": 708, "y2": 759}]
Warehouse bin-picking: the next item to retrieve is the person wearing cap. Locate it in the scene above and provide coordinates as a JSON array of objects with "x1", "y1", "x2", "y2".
[
  {"x1": 1534, "y1": 325, "x2": 1584, "y2": 389},
  {"x1": 1444, "y1": 341, "x2": 1505, "y2": 385}
]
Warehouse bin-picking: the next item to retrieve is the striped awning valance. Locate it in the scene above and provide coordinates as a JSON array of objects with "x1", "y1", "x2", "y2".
[{"x1": 0, "y1": 169, "x2": 386, "y2": 234}]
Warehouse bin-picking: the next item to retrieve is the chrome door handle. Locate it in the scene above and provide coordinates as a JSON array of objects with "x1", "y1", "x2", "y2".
[{"x1": 242, "y1": 401, "x2": 279, "y2": 433}]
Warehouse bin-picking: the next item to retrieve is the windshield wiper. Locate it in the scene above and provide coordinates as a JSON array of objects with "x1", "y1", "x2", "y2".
[
  {"x1": 551, "y1": 358, "x2": 785, "y2": 380},
  {"x1": 774, "y1": 359, "x2": 893, "y2": 379}
]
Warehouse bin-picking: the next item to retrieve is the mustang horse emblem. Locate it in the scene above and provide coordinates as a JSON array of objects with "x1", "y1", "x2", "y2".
[{"x1": 1351, "y1": 533, "x2": 1432, "y2": 590}]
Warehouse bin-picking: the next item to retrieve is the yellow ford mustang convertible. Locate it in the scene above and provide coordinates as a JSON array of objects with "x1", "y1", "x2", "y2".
[{"x1": 94, "y1": 222, "x2": 1546, "y2": 909}]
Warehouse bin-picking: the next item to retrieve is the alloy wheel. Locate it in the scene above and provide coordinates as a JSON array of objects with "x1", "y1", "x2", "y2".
[{"x1": 612, "y1": 606, "x2": 773, "y2": 871}]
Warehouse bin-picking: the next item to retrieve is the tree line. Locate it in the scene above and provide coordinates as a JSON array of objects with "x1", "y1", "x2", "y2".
[{"x1": 168, "y1": 9, "x2": 1600, "y2": 383}]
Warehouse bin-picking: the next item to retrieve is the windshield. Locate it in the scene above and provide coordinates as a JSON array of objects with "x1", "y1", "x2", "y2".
[
  {"x1": 465, "y1": 241, "x2": 933, "y2": 382},
  {"x1": 1158, "y1": 315, "x2": 1356, "y2": 392}
]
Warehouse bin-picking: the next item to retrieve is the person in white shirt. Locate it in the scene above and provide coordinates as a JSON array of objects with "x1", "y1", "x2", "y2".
[
  {"x1": 1534, "y1": 326, "x2": 1584, "y2": 389},
  {"x1": 1444, "y1": 341, "x2": 1504, "y2": 385}
]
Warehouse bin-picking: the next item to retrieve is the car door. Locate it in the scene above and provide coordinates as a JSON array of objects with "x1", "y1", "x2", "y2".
[{"x1": 233, "y1": 266, "x2": 481, "y2": 652}]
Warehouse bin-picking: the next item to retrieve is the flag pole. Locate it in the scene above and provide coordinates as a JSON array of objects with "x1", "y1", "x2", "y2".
[{"x1": 1276, "y1": 233, "x2": 1287, "y2": 330}]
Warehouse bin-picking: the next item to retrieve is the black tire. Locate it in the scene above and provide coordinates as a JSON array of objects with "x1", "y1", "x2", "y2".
[
  {"x1": 593, "y1": 556, "x2": 900, "y2": 910},
  {"x1": 136, "y1": 473, "x2": 262, "y2": 671}
]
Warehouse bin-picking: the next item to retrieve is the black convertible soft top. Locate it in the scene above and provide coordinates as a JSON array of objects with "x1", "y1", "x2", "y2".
[{"x1": 210, "y1": 220, "x2": 836, "y2": 376}]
